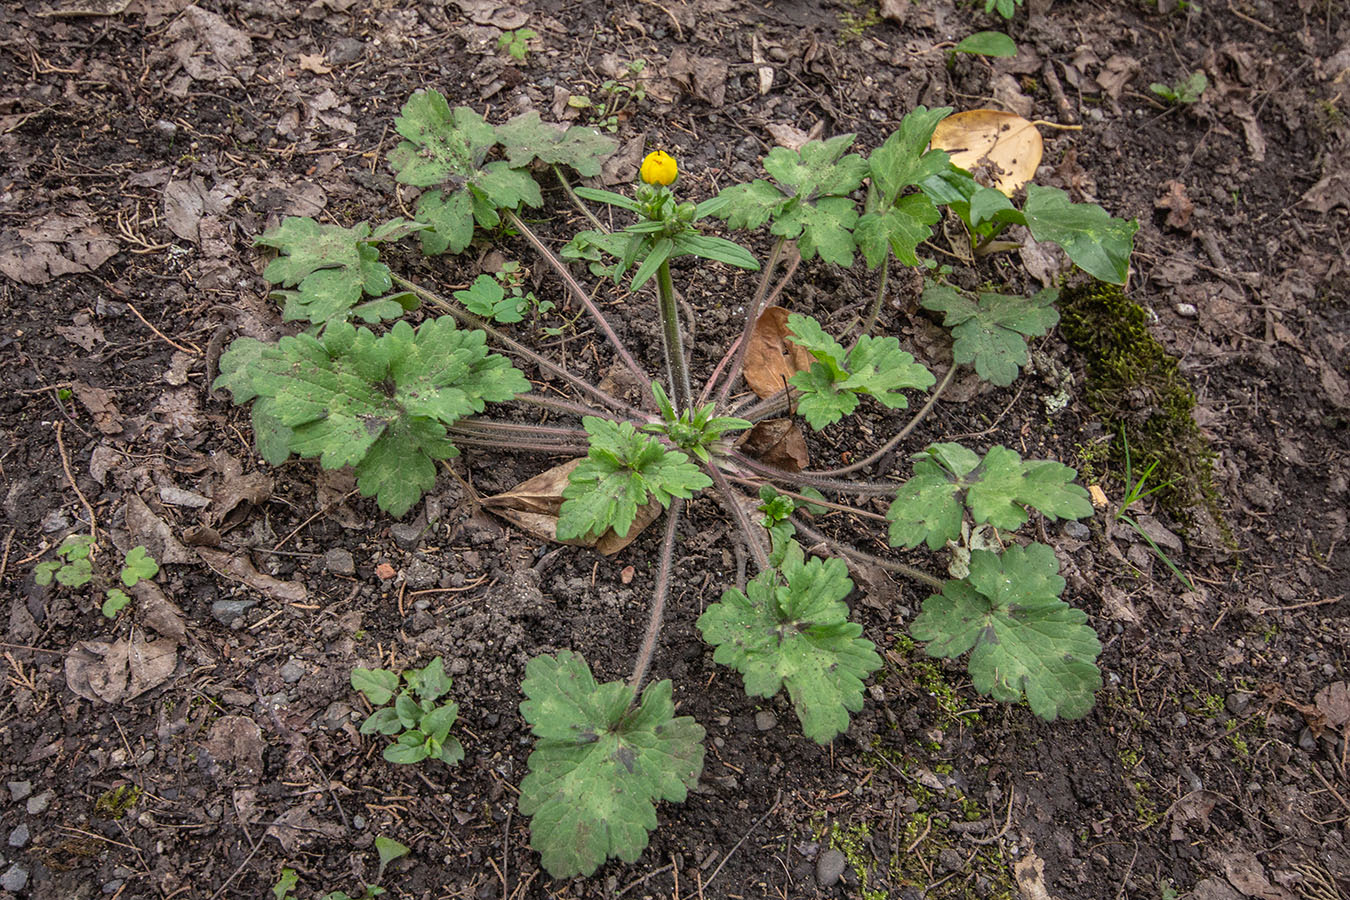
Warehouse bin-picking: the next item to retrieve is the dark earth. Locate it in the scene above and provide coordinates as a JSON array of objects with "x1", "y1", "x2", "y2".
[{"x1": 2, "y1": 0, "x2": 1348, "y2": 898}]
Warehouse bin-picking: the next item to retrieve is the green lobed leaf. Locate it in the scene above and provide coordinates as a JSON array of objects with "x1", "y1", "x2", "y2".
[
  {"x1": 697, "y1": 542, "x2": 882, "y2": 743},
  {"x1": 867, "y1": 106, "x2": 952, "y2": 205},
  {"x1": 556, "y1": 417, "x2": 711, "y2": 540},
  {"x1": 120, "y1": 545, "x2": 158, "y2": 587},
  {"x1": 102, "y1": 589, "x2": 132, "y2": 619},
  {"x1": 454, "y1": 273, "x2": 525, "y2": 323},
  {"x1": 494, "y1": 111, "x2": 617, "y2": 177},
  {"x1": 707, "y1": 180, "x2": 785, "y2": 230},
  {"x1": 920, "y1": 282, "x2": 1060, "y2": 386},
  {"x1": 762, "y1": 135, "x2": 869, "y2": 200},
  {"x1": 374, "y1": 836, "x2": 411, "y2": 878},
  {"x1": 389, "y1": 93, "x2": 496, "y2": 188},
  {"x1": 854, "y1": 194, "x2": 941, "y2": 268},
  {"x1": 1021, "y1": 184, "x2": 1138, "y2": 285},
  {"x1": 235, "y1": 317, "x2": 527, "y2": 516},
  {"x1": 786, "y1": 314, "x2": 934, "y2": 429},
  {"x1": 776, "y1": 194, "x2": 858, "y2": 266},
  {"x1": 964, "y1": 445, "x2": 1094, "y2": 531},
  {"x1": 518, "y1": 650, "x2": 705, "y2": 879},
  {"x1": 910, "y1": 544, "x2": 1102, "y2": 720},
  {"x1": 886, "y1": 458, "x2": 965, "y2": 550},
  {"x1": 55, "y1": 558, "x2": 93, "y2": 587},
  {"x1": 407, "y1": 657, "x2": 452, "y2": 702},
  {"x1": 888, "y1": 442, "x2": 1090, "y2": 548},
  {"x1": 255, "y1": 218, "x2": 396, "y2": 325}
]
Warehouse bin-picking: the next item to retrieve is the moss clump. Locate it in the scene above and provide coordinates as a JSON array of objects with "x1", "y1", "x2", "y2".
[
  {"x1": 94, "y1": 784, "x2": 142, "y2": 819},
  {"x1": 1059, "y1": 282, "x2": 1221, "y2": 524}
]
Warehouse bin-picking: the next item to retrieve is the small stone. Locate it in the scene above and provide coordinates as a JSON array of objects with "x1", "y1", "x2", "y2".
[
  {"x1": 938, "y1": 848, "x2": 965, "y2": 872},
  {"x1": 1173, "y1": 713, "x2": 1189, "y2": 728},
  {"x1": 26, "y1": 790, "x2": 53, "y2": 815},
  {"x1": 1175, "y1": 302, "x2": 1198, "y2": 318},
  {"x1": 754, "y1": 711, "x2": 777, "y2": 731},
  {"x1": 352, "y1": 814, "x2": 366, "y2": 830},
  {"x1": 323, "y1": 549, "x2": 356, "y2": 576},
  {"x1": 279, "y1": 660, "x2": 305, "y2": 684},
  {"x1": 1061, "y1": 521, "x2": 1090, "y2": 540},
  {"x1": 8, "y1": 781, "x2": 32, "y2": 802},
  {"x1": 7, "y1": 824, "x2": 29, "y2": 848},
  {"x1": 102, "y1": 879, "x2": 124, "y2": 894},
  {"x1": 1298, "y1": 728, "x2": 1317, "y2": 752},
  {"x1": 390, "y1": 521, "x2": 424, "y2": 549},
  {"x1": 405, "y1": 558, "x2": 440, "y2": 589},
  {"x1": 328, "y1": 37, "x2": 365, "y2": 65},
  {"x1": 153, "y1": 119, "x2": 177, "y2": 139},
  {"x1": 1225, "y1": 692, "x2": 1251, "y2": 716},
  {"x1": 815, "y1": 848, "x2": 847, "y2": 887},
  {"x1": 211, "y1": 598, "x2": 258, "y2": 626},
  {"x1": 2, "y1": 864, "x2": 28, "y2": 891}
]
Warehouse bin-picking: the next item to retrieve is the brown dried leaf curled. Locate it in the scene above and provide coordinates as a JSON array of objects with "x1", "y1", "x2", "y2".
[
  {"x1": 930, "y1": 110, "x2": 1043, "y2": 196},
  {"x1": 744, "y1": 306, "x2": 815, "y2": 399}
]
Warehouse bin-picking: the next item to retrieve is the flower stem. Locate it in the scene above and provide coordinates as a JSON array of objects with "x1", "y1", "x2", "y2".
[
  {"x1": 806, "y1": 364, "x2": 956, "y2": 477},
  {"x1": 710, "y1": 236, "x2": 784, "y2": 408},
  {"x1": 656, "y1": 259, "x2": 693, "y2": 412},
  {"x1": 708, "y1": 464, "x2": 770, "y2": 570},
  {"x1": 790, "y1": 516, "x2": 944, "y2": 590},
  {"x1": 629, "y1": 499, "x2": 682, "y2": 694},
  {"x1": 553, "y1": 165, "x2": 609, "y2": 234},
  {"x1": 504, "y1": 209, "x2": 649, "y2": 387},
  {"x1": 727, "y1": 451, "x2": 899, "y2": 497},
  {"x1": 852, "y1": 261, "x2": 889, "y2": 350}
]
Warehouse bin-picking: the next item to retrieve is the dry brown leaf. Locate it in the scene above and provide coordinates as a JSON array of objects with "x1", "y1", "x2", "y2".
[
  {"x1": 1012, "y1": 848, "x2": 1059, "y2": 900},
  {"x1": 930, "y1": 110, "x2": 1044, "y2": 196},
  {"x1": 265, "y1": 798, "x2": 344, "y2": 854},
  {"x1": 1157, "y1": 179, "x2": 1195, "y2": 230},
  {"x1": 132, "y1": 580, "x2": 187, "y2": 644},
  {"x1": 0, "y1": 206, "x2": 120, "y2": 285},
  {"x1": 124, "y1": 492, "x2": 196, "y2": 565},
  {"x1": 483, "y1": 459, "x2": 663, "y2": 555},
  {"x1": 666, "y1": 48, "x2": 728, "y2": 106},
  {"x1": 65, "y1": 632, "x2": 177, "y2": 704},
  {"x1": 743, "y1": 306, "x2": 815, "y2": 399},
  {"x1": 196, "y1": 547, "x2": 307, "y2": 603},
  {"x1": 73, "y1": 383, "x2": 124, "y2": 435},
  {"x1": 736, "y1": 418, "x2": 809, "y2": 472},
  {"x1": 207, "y1": 469, "x2": 272, "y2": 529},
  {"x1": 1096, "y1": 54, "x2": 1140, "y2": 100},
  {"x1": 203, "y1": 716, "x2": 265, "y2": 780},
  {"x1": 298, "y1": 52, "x2": 331, "y2": 74},
  {"x1": 1314, "y1": 682, "x2": 1350, "y2": 728}
]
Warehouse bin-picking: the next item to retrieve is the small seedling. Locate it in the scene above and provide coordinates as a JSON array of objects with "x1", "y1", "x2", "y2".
[
  {"x1": 34, "y1": 536, "x2": 158, "y2": 619},
  {"x1": 1150, "y1": 71, "x2": 1208, "y2": 105},
  {"x1": 274, "y1": 836, "x2": 410, "y2": 900},
  {"x1": 496, "y1": 27, "x2": 536, "y2": 62},
  {"x1": 351, "y1": 658, "x2": 464, "y2": 766},
  {"x1": 1114, "y1": 430, "x2": 1194, "y2": 591},
  {"x1": 454, "y1": 260, "x2": 554, "y2": 326},
  {"x1": 983, "y1": 0, "x2": 1024, "y2": 19}
]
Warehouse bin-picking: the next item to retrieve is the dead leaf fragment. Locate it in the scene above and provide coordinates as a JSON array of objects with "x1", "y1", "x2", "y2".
[
  {"x1": 265, "y1": 798, "x2": 344, "y2": 854},
  {"x1": 743, "y1": 306, "x2": 816, "y2": 399},
  {"x1": 124, "y1": 493, "x2": 196, "y2": 565},
  {"x1": 1314, "y1": 682, "x2": 1350, "y2": 728},
  {"x1": 1096, "y1": 54, "x2": 1140, "y2": 100},
  {"x1": 65, "y1": 632, "x2": 177, "y2": 703},
  {"x1": 196, "y1": 548, "x2": 307, "y2": 603},
  {"x1": 737, "y1": 419, "x2": 809, "y2": 472},
  {"x1": 165, "y1": 6, "x2": 253, "y2": 85},
  {"x1": 666, "y1": 48, "x2": 728, "y2": 106},
  {"x1": 1157, "y1": 180, "x2": 1195, "y2": 230},
  {"x1": 132, "y1": 580, "x2": 188, "y2": 644},
  {"x1": 299, "y1": 53, "x2": 331, "y2": 74},
  {"x1": 930, "y1": 110, "x2": 1043, "y2": 196},
  {"x1": 203, "y1": 716, "x2": 265, "y2": 780},
  {"x1": 1013, "y1": 848, "x2": 1060, "y2": 900},
  {"x1": 0, "y1": 206, "x2": 120, "y2": 285},
  {"x1": 483, "y1": 459, "x2": 662, "y2": 554},
  {"x1": 73, "y1": 383, "x2": 124, "y2": 435}
]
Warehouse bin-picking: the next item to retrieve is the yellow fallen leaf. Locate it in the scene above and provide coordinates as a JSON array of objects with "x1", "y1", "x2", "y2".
[{"x1": 931, "y1": 109, "x2": 1043, "y2": 196}]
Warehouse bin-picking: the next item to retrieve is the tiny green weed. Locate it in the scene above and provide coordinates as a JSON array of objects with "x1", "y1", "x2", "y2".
[{"x1": 352, "y1": 658, "x2": 464, "y2": 766}]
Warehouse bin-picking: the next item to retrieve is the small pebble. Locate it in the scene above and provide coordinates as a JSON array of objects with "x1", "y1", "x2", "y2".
[
  {"x1": 279, "y1": 660, "x2": 305, "y2": 684},
  {"x1": 8, "y1": 782, "x2": 32, "y2": 802},
  {"x1": 1, "y1": 864, "x2": 28, "y2": 891},
  {"x1": 1298, "y1": 728, "x2": 1317, "y2": 752},
  {"x1": 26, "y1": 790, "x2": 53, "y2": 815},
  {"x1": 211, "y1": 598, "x2": 258, "y2": 626},
  {"x1": 352, "y1": 814, "x2": 366, "y2": 830},
  {"x1": 103, "y1": 879, "x2": 124, "y2": 894},
  {"x1": 323, "y1": 548, "x2": 356, "y2": 576},
  {"x1": 1061, "y1": 521, "x2": 1090, "y2": 540},
  {"x1": 1175, "y1": 302, "x2": 1198, "y2": 318},
  {"x1": 815, "y1": 848, "x2": 846, "y2": 887},
  {"x1": 390, "y1": 521, "x2": 424, "y2": 549},
  {"x1": 7, "y1": 824, "x2": 29, "y2": 848},
  {"x1": 754, "y1": 711, "x2": 777, "y2": 731}
]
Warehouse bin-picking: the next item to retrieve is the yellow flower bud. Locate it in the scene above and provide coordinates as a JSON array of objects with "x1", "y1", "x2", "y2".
[{"x1": 640, "y1": 150, "x2": 678, "y2": 186}]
